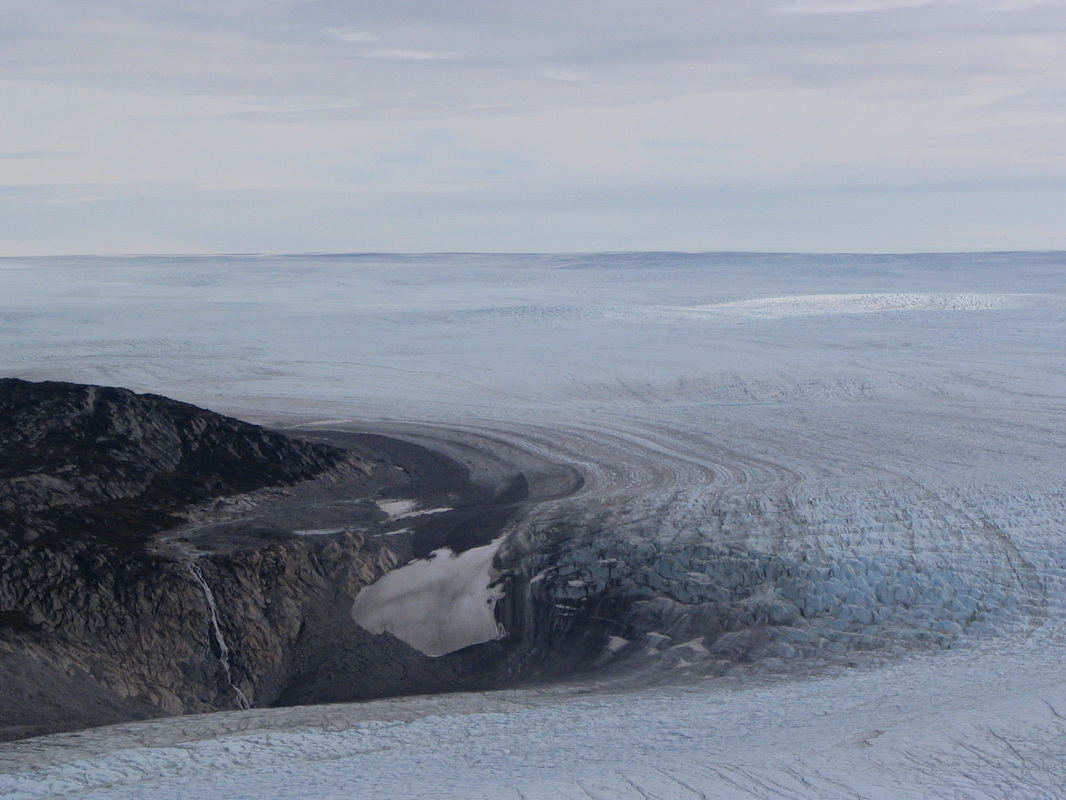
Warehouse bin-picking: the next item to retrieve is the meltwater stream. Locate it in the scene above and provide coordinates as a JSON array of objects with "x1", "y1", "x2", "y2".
[{"x1": 186, "y1": 561, "x2": 251, "y2": 711}]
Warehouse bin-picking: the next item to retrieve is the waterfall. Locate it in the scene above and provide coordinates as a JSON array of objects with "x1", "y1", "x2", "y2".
[{"x1": 187, "y1": 561, "x2": 251, "y2": 710}]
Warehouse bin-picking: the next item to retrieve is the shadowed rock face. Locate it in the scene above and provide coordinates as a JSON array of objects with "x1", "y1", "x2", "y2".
[
  {"x1": 0, "y1": 379, "x2": 345, "y2": 548},
  {"x1": 0, "y1": 380, "x2": 362, "y2": 740},
  {"x1": 0, "y1": 381, "x2": 509, "y2": 742}
]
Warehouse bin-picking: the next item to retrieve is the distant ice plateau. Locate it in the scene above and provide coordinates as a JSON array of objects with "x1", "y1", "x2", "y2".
[
  {"x1": 677, "y1": 290, "x2": 1056, "y2": 318},
  {"x1": 2, "y1": 252, "x2": 1065, "y2": 799}
]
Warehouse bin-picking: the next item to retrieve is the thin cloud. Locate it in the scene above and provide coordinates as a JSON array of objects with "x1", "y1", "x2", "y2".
[
  {"x1": 781, "y1": 0, "x2": 941, "y2": 13},
  {"x1": 0, "y1": 150, "x2": 80, "y2": 160},
  {"x1": 358, "y1": 48, "x2": 462, "y2": 61},
  {"x1": 329, "y1": 30, "x2": 377, "y2": 43},
  {"x1": 1, "y1": 0, "x2": 1064, "y2": 253},
  {"x1": 540, "y1": 69, "x2": 590, "y2": 82},
  {"x1": 3, "y1": 2, "x2": 1063, "y2": 106}
]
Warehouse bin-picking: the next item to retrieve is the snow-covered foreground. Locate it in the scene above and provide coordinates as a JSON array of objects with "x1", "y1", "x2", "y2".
[
  {"x1": 2, "y1": 634, "x2": 1065, "y2": 799},
  {"x1": 2, "y1": 252, "x2": 1065, "y2": 797}
]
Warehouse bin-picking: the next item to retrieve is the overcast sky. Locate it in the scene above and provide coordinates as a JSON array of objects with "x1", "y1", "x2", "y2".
[{"x1": 2, "y1": 0, "x2": 1065, "y2": 254}]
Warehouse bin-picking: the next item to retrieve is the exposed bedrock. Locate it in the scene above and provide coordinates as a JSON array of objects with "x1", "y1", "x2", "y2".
[
  {"x1": 0, "y1": 378, "x2": 346, "y2": 543},
  {"x1": 0, "y1": 381, "x2": 517, "y2": 741},
  {"x1": 0, "y1": 529, "x2": 397, "y2": 733}
]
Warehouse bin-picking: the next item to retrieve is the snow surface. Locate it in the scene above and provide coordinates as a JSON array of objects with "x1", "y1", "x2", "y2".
[
  {"x1": 678, "y1": 291, "x2": 1055, "y2": 319},
  {"x1": 375, "y1": 499, "x2": 418, "y2": 518},
  {"x1": 2, "y1": 639, "x2": 1066, "y2": 799},
  {"x1": 2, "y1": 251, "x2": 1066, "y2": 798},
  {"x1": 375, "y1": 499, "x2": 452, "y2": 520}
]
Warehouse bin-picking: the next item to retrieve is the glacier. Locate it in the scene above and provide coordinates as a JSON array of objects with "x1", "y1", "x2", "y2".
[{"x1": 1, "y1": 251, "x2": 1065, "y2": 798}]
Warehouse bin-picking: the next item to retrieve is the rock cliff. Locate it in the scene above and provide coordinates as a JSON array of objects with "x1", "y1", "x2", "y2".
[
  {"x1": 0, "y1": 378, "x2": 344, "y2": 546},
  {"x1": 0, "y1": 380, "x2": 505, "y2": 741}
]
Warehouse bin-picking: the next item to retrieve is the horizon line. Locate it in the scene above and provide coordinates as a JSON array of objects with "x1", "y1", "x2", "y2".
[{"x1": 3, "y1": 249, "x2": 1066, "y2": 260}]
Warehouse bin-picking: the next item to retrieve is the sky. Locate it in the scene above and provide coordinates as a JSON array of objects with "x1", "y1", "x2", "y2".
[{"x1": 1, "y1": 0, "x2": 1065, "y2": 254}]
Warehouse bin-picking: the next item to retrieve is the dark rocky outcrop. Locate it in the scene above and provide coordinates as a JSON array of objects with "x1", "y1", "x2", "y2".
[
  {"x1": 0, "y1": 378, "x2": 344, "y2": 549},
  {"x1": 0, "y1": 380, "x2": 511, "y2": 742}
]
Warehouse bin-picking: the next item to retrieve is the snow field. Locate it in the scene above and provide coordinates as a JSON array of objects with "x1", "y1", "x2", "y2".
[
  {"x1": 2, "y1": 252, "x2": 1066, "y2": 797},
  {"x1": 3, "y1": 637, "x2": 1066, "y2": 799},
  {"x1": 677, "y1": 291, "x2": 1056, "y2": 319}
]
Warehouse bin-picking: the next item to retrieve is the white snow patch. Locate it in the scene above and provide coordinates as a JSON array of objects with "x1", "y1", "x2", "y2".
[
  {"x1": 375, "y1": 527, "x2": 411, "y2": 537},
  {"x1": 351, "y1": 537, "x2": 506, "y2": 657},
  {"x1": 677, "y1": 637, "x2": 709, "y2": 654},
  {"x1": 292, "y1": 528, "x2": 345, "y2": 536},
  {"x1": 376, "y1": 499, "x2": 417, "y2": 518},
  {"x1": 681, "y1": 292, "x2": 1054, "y2": 319},
  {"x1": 376, "y1": 499, "x2": 452, "y2": 520},
  {"x1": 402, "y1": 506, "x2": 452, "y2": 518}
]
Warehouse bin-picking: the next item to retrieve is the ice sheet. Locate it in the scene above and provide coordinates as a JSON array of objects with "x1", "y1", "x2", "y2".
[
  {"x1": 2, "y1": 251, "x2": 1065, "y2": 797},
  {"x1": 2, "y1": 639, "x2": 1065, "y2": 799}
]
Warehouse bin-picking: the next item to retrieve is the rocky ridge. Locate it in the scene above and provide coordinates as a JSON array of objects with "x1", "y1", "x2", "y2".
[
  {"x1": 0, "y1": 378, "x2": 346, "y2": 547},
  {"x1": 0, "y1": 380, "x2": 507, "y2": 741}
]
